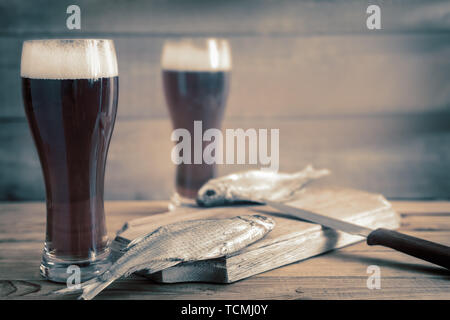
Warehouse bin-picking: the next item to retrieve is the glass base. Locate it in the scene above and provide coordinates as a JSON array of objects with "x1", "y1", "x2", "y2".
[
  {"x1": 40, "y1": 247, "x2": 112, "y2": 283},
  {"x1": 168, "y1": 192, "x2": 198, "y2": 211}
]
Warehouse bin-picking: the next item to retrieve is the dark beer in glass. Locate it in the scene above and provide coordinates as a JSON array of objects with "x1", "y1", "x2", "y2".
[
  {"x1": 21, "y1": 39, "x2": 119, "y2": 282},
  {"x1": 161, "y1": 38, "x2": 231, "y2": 207}
]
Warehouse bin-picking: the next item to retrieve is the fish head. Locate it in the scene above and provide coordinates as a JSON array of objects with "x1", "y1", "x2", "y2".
[
  {"x1": 196, "y1": 181, "x2": 228, "y2": 207},
  {"x1": 239, "y1": 215, "x2": 275, "y2": 232}
]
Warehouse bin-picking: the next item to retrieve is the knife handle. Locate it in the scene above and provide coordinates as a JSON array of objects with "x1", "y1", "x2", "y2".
[{"x1": 367, "y1": 228, "x2": 450, "y2": 270}]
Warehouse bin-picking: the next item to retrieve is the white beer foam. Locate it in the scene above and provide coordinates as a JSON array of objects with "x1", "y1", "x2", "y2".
[
  {"x1": 161, "y1": 39, "x2": 231, "y2": 71},
  {"x1": 21, "y1": 39, "x2": 118, "y2": 79}
]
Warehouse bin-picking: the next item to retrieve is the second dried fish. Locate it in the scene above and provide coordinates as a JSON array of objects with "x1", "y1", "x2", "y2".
[{"x1": 197, "y1": 165, "x2": 330, "y2": 206}]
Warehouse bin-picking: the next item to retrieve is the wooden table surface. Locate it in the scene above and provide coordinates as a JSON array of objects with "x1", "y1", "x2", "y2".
[{"x1": 0, "y1": 201, "x2": 449, "y2": 300}]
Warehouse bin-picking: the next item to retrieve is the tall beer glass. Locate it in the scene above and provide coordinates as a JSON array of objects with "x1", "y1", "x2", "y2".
[
  {"x1": 21, "y1": 39, "x2": 119, "y2": 282},
  {"x1": 161, "y1": 38, "x2": 231, "y2": 208}
]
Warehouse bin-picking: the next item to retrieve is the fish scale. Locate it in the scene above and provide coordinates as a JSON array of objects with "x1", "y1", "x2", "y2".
[
  {"x1": 55, "y1": 214, "x2": 275, "y2": 300},
  {"x1": 197, "y1": 165, "x2": 330, "y2": 206}
]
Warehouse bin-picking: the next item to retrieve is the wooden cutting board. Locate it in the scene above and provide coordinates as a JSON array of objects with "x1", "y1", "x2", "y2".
[{"x1": 111, "y1": 186, "x2": 400, "y2": 283}]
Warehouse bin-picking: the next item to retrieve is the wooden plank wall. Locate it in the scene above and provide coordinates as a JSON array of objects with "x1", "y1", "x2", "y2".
[{"x1": 0, "y1": 0, "x2": 449, "y2": 200}]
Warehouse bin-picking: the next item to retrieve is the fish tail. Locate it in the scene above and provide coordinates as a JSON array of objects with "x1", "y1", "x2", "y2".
[
  {"x1": 79, "y1": 261, "x2": 181, "y2": 300},
  {"x1": 53, "y1": 277, "x2": 97, "y2": 295},
  {"x1": 78, "y1": 276, "x2": 117, "y2": 300},
  {"x1": 294, "y1": 165, "x2": 330, "y2": 180},
  {"x1": 54, "y1": 270, "x2": 119, "y2": 300},
  {"x1": 288, "y1": 165, "x2": 330, "y2": 196}
]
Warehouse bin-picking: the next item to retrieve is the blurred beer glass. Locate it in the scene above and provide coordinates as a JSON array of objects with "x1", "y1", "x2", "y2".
[
  {"x1": 161, "y1": 38, "x2": 231, "y2": 209},
  {"x1": 21, "y1": 39, "x2": 119, "y2": 282}
]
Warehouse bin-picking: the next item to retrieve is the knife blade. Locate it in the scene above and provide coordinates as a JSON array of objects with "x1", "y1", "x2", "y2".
[
  {"x1": 264, "y1": 200, "x2": 373, "y2": 237},
  {"x1": 264, "y1": 199, "x2": 450, "y2": 270}
]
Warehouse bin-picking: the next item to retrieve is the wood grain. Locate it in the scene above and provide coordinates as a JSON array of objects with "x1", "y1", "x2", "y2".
[
  {"x1": 0, "y1": 200, "x2": 449, "y2": 299},
  {"x1": 2, "y1": 0, "x2": 449, "y2": 36},
  {"x1": 1, "y1": 2, "x2": 449, "y2": 202},
  {"x1": 2, "y1": 34, "x2": 450, "y2": 119},
  {"x1": 112, "y1": 187, "x2": 399, "y2": 283},
  {"x1": 1, "y1": 114, "x2": 449, "y2": 201}
]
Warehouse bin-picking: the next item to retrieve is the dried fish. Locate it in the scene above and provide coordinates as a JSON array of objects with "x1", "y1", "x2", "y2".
[
  {"x1": 197, "y1": 165, "x2": 330, "y2": 207},
  {"x1": 56, "y1": 215, "x2": 275, "y2": 300}
]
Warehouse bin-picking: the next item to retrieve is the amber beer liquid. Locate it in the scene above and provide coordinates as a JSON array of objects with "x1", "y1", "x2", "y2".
[
  {"x1": 21, "y1": 40, "x2": 118, "y2": 282},
  {"x1": 162, "y1": 39, "x2": 231, "y2": 200},
  {"x1": 163, "y1": 70, "x2": 230, "y2": 198}
]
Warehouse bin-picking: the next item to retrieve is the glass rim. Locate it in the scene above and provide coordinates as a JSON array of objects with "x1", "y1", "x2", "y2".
[
  {"x1": 21, "y1": 38, "x2": 118, "y2": 79},
  {"x1": 161, "y1": 37, "x2": 231, "y2": 71}
]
